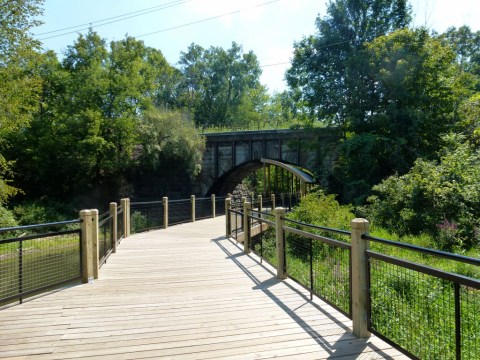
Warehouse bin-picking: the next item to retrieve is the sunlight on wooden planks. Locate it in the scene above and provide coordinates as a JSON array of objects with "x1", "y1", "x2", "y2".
[{"x1": 0, "y1": 216, "x2": 409, "y2": 359}]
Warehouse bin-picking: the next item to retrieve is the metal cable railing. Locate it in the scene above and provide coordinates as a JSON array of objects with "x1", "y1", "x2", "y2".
[
  {"x1": 282, "y1": 218, "x2": 352, "y2": 317},
  {"x1": 364, "y1": 234, "x2": 480, "y2": 360},
  {"x1": 249, "y1": 210, "x2": 277, "y2": 267},
  {"x1": 196, "y1": 197, "x2": 212, "y2": 220},
  {"x1": 229, "y1": 208, "x2": 243, "y2": 242},
  {"x1": 98, "y1": 212, "x2": 114, "y2": 266},
  {"x1": 0, "y1": 220, "x2": 82, "y2": 305},
  {"x1": 215, "y1": 196, "x2": 227, "y2": 216},
  {"x1": 117, "y1": 206, "x2": 124, "y2": 242},
  {"x1": 169, "y1": 199, "x2": 191, "y2": 226},
  {"x1": 130, "y1": 200, "x2": 164, "y2": 233}
]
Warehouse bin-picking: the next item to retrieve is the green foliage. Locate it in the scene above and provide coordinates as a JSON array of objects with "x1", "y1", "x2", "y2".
[
  {"x1": 0, "y1": 0, "x2": 43, "y2": 138},
  {"x1": 287, "y1": 0, "x2": 411, "y2": 128},
  {"x1": 137, "y1": 108, "x2": 205, "y2": 176},
  {"x1": 287, "y1": 189, "x2": 354, "y2": 231},
  {"x1": 130, "y1": 211, "x2": 148, "y2": 234},
  {"x1": 178, "y1": 42, "x2": 264, "y2": 127},
  {"x1": 367, "y1": 138, "x2": 480, "y2": 250},
  {"x1": 12, "y1": 201, "x2": 74, "y2": 225},
  {"x1": 0, "y1": 205, "x2": 17, "y2": 228}
]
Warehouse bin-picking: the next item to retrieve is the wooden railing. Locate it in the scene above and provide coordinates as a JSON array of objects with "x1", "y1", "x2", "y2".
[{"x1": 226, "y1": 199, "x2": 480, "y2": 360}]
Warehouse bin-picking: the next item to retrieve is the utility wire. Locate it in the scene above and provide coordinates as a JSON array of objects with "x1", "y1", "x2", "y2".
[
  {"x1": 35, "y1": 0, "x2": 188, "y2": 36},
  {"x1": 135, "y1": 0, "x2": 281, "y2": 38},
  {"x1": 38, "y1": 0, "x2": 193, "y2": 40}
]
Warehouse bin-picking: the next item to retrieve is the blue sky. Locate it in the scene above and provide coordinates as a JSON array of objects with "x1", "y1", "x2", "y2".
[{"x1": 34, "y1": 0, "x2": 480, "y2": 93}]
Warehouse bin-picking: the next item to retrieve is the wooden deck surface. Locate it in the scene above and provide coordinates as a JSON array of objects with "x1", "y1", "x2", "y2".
[{"x1": 0, "y1": 216, "x2": 408, "y2": 359}]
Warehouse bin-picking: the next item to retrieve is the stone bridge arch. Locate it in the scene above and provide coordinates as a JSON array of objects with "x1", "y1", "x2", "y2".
[
  {"x1": 206, "y1": 158, "x2": 314, "y2": 196},
  {"x1": 195, "y1": 128, "x2": 340, "y2": 196}
]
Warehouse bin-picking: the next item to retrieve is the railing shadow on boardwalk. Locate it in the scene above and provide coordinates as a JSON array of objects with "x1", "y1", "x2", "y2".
[{"x1": 211, "y1": 234, "x2": 398, "y2": 359}]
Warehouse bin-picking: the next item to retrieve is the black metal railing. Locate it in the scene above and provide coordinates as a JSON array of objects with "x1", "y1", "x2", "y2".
[
  {"x1": 169, "y1": 199, "x2": 192, "y2": 226},
  {"x1": 196, "y1": 197, "x2": 212, "y2": 220},
  {"x1": 229, "y1": 208, "x2": 244, "y2": 241},
  {"x1": 117, "y1": 206, "x2": 124, "y2": 242},
  {"x1": 215, "y1": 196, "x2": 227, "y2": 216},
  {"x1": 98, "y1": 211, "x2": 114, "y2": 266},
  {"x1": 249, "y1": 210, "x2": 277, "y2": 267},
  {"x1": 230, "y1": 203, "x2": 479, "y2": 359},
  {"x1": 130, "y1": 200, "x2": 164, "y2": 233},
  {"x1": 0, "y1": 220, "x2": 82, "y2": 305},
  {"x1": 364, "y1": 234, "x2": 480, "y2": 360},
  {"x1": 282, "y1": 218, "x2": 352, "y2": 317}
]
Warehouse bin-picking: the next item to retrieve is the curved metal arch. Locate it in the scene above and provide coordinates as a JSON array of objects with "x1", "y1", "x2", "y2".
[
  {"x1": 206, "y1": 158, "x2": 315, "y2": 196},
  {"x1": 260, "y1": 158, "x2": 314, "y2": 183}
]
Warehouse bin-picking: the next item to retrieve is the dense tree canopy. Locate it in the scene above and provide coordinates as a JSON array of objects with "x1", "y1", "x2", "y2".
[
  {"x1": 286, "y1": 0, "x2": 412, "y2": 128},
  {"x1": 0, "y1": 0, "x2": 44, "y2": 208},
  {"x1": 178, "y1": 42, "x2": 264, "y2": 127}
]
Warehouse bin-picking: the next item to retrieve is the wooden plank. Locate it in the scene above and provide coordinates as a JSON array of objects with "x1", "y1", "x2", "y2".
[{"x1": 0, "y1": 217, "x2": 408, "y2": 360}]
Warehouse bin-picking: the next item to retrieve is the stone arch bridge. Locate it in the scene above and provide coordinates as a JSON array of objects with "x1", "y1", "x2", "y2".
[{"x1": 195, "y1": 128, "x2": 341, "y2": 196}]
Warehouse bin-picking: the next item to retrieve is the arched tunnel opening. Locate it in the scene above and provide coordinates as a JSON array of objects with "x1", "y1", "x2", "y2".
[{"x1": 206, "y1": 158, "x2": 315, "y2": 198}]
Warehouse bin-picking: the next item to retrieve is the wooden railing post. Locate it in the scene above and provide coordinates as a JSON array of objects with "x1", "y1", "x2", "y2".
[
  {"x1": 211, "y1": 194, "x2": 216, "y2": 218},
  {"x1": 91, "y1": 209, "x2": 99, "y2": 279},
  {"x1": 191, "y1": 195, "x2": 196, "y2": 222},
  {"x1": 163, "y1": 197, "x2": 168, "y2": 229},
  {"x1": 110, "y1": 202, "x2": 117, "y2": 253},
  {"x1": 243, "y1": 201, "x2": 251, "y2": 254},
  {"x1": 126, "y1": 198, "x2": 131, "y2": 237},
  {"x1": 121, "y1": 198, "x2": 129, "y2": 238},
  {"x1": 275, "y1": 207, "x2": 287, "y2": 279},
  {"x1": 271, "y1": 193, "x2": 276, "y2": 211},
  {"x1": 80, "y1": 210, "x2": 93, "y2": 283},
  {"x1": 351, "y1": 218, "x2": 371, "y2": 338},
  {"x1": 225, "y1": 197, "x2": 232, "y2": 238}
]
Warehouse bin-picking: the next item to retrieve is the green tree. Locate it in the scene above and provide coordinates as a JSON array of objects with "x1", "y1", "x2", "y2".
[
  {"x1": 0, "y1": 0, "x2": 44, "y2": 207},
  {"x1": 286, "y1": 0, "x2": 411, "y2": 129},
  {"x1": 332, "y1": 28, "x2": 473, "y2": 204},
  {"x1": 178, "y1": 42, "x2": 263, "y2": 127},
  {"x1": 367, "y1": 136, "x2": 480, "y2": 250},
  {"x1": 441, "y1": 26, "x2": 480, "y2": 77}
]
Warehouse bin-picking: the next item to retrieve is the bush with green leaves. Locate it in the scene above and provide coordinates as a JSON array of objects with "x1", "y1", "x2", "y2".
[
  {"x1": 367, "y1": 137, "x2": 480, "y2": 250},
  {"x1": 287, "y1": 188, "x2": 355, "y2": 231}
]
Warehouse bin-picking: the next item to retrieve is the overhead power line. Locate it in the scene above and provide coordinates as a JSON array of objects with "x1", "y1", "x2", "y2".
[
  {"x1": 135, "y1": 0, "x2": 282, "y2": 38},
  {"x1": 37, "y1": 0, "x2": 193, "y2": 40}
]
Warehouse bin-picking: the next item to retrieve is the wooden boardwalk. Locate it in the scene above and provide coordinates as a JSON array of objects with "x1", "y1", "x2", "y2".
[{"x1": 0, "y1": 217, "x2": 408, "y2": 359}]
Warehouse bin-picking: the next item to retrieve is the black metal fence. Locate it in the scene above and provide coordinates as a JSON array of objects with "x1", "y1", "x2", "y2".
[
  {"x1": 98, "y1": 211, "x2": 114, "y2": 266},
  {"x1": 117, "y1": 206, "x2": 124, "y2": 242},
  {"x1": 130, "y1": 200, "x2": 164, "y2": 233},
  {"x1": 364, "y1": 234, "x2": 480, "y2": 360},
  {"x1": 229, "y1": 209, "x2": 243, "y2": 241},
  {"x1": 230, "y1": 204, "x2": 479, "y2": 360},
  {"x1": 169, "y1": 199, "x2": 192, "y2": 226},
  {"x1": 283, "y1": 218, "x2": 352, "y2": 317},
  {"x1": 0, "y1": 220, "x2": 82, "y2": 306},
  {"x1": 215, "y1": 196, "x2": 227, "y2": 216},
  {"x1": 249, "y1": 210, "x2": 277, "y2": 267},
  {"x1": 196, "y1": 197, "x2": 212, "y2": 220}
]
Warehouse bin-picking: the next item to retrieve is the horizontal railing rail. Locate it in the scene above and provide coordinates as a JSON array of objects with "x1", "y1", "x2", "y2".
[
  {"x1": 0, "y1": 219, "x2": 81, "y2": 234},
  {"x1": 98, "y1": 214, "x2": 114, "y2": 266},
  {"x1": 0, "y1": 220, "x2": 82, "y2": 306},
  {"x1": 226, "y1": 202, "x2": 479, "y2": 360},
  {"x1": 282, "y1": 218, "x2": 352, "y2": 317},
  {"x1": 365, "y1": 237, "x2": 480, "y2": 360},
  {"x1": 363, "y1": 234, "x2": 480, "y2": 266}
]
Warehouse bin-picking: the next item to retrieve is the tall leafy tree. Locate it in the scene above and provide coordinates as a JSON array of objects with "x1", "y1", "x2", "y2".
[
  {"x1": 0, "y1": 0, "x2": 44, "y2": 206},
  {"x1": 286, "y1": 0, "x2": 411, "y2": 130},
  {"x1": 332, "y1": 28, "x2": 472, "y2": 203},
  {"x1": 178, "y1": 42, "x2": 263, "y2": 127}
]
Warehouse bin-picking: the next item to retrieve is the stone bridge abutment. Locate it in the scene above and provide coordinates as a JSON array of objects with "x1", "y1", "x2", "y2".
[{"x1": 195, "y1": 128, "x2": 340, "y2": 196}]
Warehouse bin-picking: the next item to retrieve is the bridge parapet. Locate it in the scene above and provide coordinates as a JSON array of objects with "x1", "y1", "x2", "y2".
[{"x1": 197, "y1": 128, "x2": 341, "y2": 195}]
